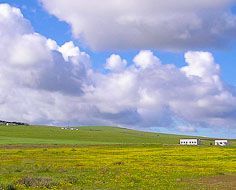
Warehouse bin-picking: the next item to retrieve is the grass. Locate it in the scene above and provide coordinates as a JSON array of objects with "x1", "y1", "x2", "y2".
[
  {"x1": 0, "y1": 125, "x2": 235, "y2": 189},
  {"x1": 1, "y1": 125, "x2": 235, "y2": 146},
  {"x1": 0, "y1": 145, "x2": 236, "y2": 189},
  {"x1": 0, "y1": 125, "x2": 197, "y2": 145}
]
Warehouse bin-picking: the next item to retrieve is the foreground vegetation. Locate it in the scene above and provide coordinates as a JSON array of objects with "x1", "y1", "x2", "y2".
[
  {"x1": 0, "y1": 125, "x2": 235, "y2": 189},
  {"x1": 0, "y1": 145, "x2": 235, "y2": 189}
]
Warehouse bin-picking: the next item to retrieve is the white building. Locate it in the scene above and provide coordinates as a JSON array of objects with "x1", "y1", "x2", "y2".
[
  {"x1": 180, "y1": 139, "x2": 200, "y2": 146},
  {"x1": 215, "y1": 140, "x2": 228, "y2": 146}
]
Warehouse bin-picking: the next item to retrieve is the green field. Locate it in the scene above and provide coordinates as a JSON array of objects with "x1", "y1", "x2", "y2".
[
  {"x1": 0, "y1": 125, "x2": 193, "y2": 145},
  {"x1": 0, "y1": 125, "x2": 235, "y2": 189}
]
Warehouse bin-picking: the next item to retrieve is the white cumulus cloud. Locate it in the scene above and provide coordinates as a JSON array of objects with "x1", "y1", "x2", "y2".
[
  {"x1": 105, "y1": 54, "x2": 127, "y2": 72},
  {"x1": 41, "y1": 0, "x2": 236, "y2": 50},
  {"x1": 133, "y1": 50, "x2": 161, "y2": 69}
]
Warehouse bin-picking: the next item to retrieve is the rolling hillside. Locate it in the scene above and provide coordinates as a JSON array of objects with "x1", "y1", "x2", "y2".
[{"x1": 0, "y1": 125, "x2": 235, "y2": 145}]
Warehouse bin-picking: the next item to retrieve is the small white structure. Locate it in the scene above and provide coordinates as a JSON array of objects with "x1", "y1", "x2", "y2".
[
  {"x1": 180, "y1": 139, "x2": 200, "y2": 146},
  {"x1": 215, "y1": 140, "x2": 228, "y2": 146},
  {"x1": 61, "y1": 127, "x2": 79, "y2": 131}
]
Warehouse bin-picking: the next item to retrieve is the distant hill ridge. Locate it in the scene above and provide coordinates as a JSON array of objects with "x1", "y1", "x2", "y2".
[{"x1": 0, "y1": 120, "x2": 29, "y2": 126}]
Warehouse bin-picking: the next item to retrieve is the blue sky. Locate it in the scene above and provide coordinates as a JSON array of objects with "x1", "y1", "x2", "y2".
[{"x1": 0, "y1": 0, "x2": 236, "y2": 138}]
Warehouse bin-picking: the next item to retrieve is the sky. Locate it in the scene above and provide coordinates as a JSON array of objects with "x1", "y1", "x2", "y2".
[{"x1": 0, "y1": 0, "x2": 236, "y2": 138}]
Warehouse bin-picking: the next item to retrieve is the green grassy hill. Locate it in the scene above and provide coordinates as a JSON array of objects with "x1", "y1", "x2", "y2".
[{"x1": 0, "y1": 125, "x2": 235, "y2": 145}]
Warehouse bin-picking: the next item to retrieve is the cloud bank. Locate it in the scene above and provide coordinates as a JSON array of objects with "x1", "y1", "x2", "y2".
[
  {"x1": 0, "y1": 4, "x2": 236, "y2": 135},
  {"x1": 41, "y1": 0, "x2": 236, "y2": 50}
]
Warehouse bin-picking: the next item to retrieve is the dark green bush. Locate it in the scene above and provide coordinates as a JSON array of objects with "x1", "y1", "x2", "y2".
[{"x1": 18, "y1": 176, "x2": 57, "y2": 188}]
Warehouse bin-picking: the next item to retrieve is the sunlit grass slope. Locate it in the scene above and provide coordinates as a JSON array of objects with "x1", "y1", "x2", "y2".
[
  {"x1": 0, "y1": 125, "x2": 187, "y2": 145},
  {"x1": 0, "y1": 125, "x2": 235, "y2": 145}
]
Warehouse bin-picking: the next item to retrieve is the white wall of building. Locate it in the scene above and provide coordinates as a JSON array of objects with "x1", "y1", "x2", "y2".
[
  {"x1": 180, "y1": 139, "x2": 200, "y2": 145},
  {"x1": 215, "y1": 140, "x2": 228, "y2": 146}
]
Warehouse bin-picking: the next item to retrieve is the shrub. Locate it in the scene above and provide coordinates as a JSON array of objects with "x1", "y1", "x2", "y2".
[
  {"x1": 67, "y1": 176, "x2": 78, "y2": 184},
  {"x1": 113, "y1": 161, "x2": 125, "y2": 165},
  {"x1": 18, "y1": 176, "x2": 57, "y2": 188},
  {"x1": 6, "y1": 184, "x2": 17, "y2": 190}
]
